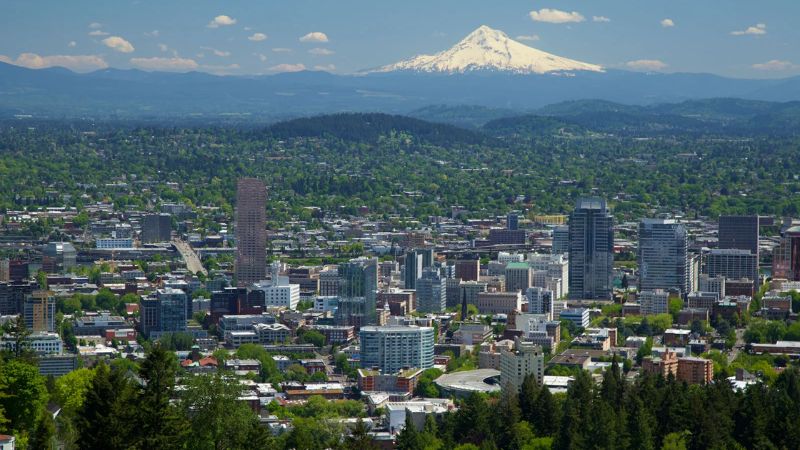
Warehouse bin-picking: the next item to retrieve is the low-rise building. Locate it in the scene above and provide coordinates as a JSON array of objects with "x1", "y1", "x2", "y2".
[
  {"x1": 663, "y1": 328, "x2": 691, "y2": 346},
  {"x1": 475, "y1": 291, "x2": 522, "y2": 315},
  {"x1": 357, "y1": 368, "x2": 423, "y2": 395},
  {"x1": 559, "y1": 308, "x2": 589, "y2": 329},
  {"x1": 642, "y1": 350, "x2": 678, "y2": 378},
  {"x1": 385, "y1": 399, "x2": 455, "y2": 434},
  {"x1": 307, "y1": 325, "x2": 355, "y2": 344},
  {"x1": 452, "y1": 323, "x2": 492, "y2": 345},
  {"x1": 677, "y1": 357, "x2": 713, "y2": 385},
  {"x1": 500, "y1": 337, "x2": 544, "y2": 392}
]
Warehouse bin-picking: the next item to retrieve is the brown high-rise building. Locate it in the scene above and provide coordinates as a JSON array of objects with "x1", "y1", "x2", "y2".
[
  {"x1": 455, "y1": 259, "x2": 480, "y2": 281},
  {"x1": 235, "y1": 178, "x2": 267, "y2": 287},
  {"x1": 718, "y1": 215, "x2": 759, "y2": 258}
]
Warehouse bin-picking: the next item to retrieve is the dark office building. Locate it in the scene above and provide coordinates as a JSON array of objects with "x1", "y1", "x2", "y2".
[
  {"x1": 403, "y1": 251, "x2": 423, "y2": 290},
  {"x1": 9, "y1": 260, "x2": 30, "y2": 282},
  {"x1": 454, "y1": 259, "x2": 480, "y2": 282},
  {"x1": 0, "y1": 281, "x2": 36, "y2": 315},
  {"x1": 568, "y1": 198, "x2": 614, "y2": 300},
  {"x1": 209, "y1": 287, "x2": 264, "y2": 324},
  {"x1": 488, "y1": 229, "x2": 526, "y2": 246},
  {"x1": 719, "y1": 215, "x2": 759, "y2": 257},
  {"x1": 507, "y1": 212, "x2": 520, "y2": 231},
  {"x1": 142, "y1": 213, "x2": 172, "y2": 243}
]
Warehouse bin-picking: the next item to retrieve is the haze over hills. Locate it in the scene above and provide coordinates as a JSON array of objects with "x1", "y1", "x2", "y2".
[
  {"x1": 373, "y1": 25, "x2": 603, "y2": 74},
  {"x1": 1, "y1": 25, "x2": 800, "y2": 118}
]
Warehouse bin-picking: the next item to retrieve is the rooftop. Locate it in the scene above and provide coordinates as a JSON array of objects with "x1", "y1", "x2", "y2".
[{"x1": 434, "y1": 369, "x2": 501, "y2": 394}]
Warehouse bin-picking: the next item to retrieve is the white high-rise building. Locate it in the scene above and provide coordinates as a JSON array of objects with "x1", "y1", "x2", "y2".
[
  {"x1": 253, "y1": 278, "x2": 300, "y2": 309},
  {"x1": 359, "y1": 325, "x2": 435, "y2": 373},
  {"x1": 498, "y1": 252, "x2": 524, "y2": 264},
  {"x1": 528, "y1": 253, "x2": 569, "y2": 298},
  {"x1": 500, "y1": 337, "x2": 544, "y2": 392},
  {"x1": 525, "y1": 287, "x2": 554, "y2": 318}
]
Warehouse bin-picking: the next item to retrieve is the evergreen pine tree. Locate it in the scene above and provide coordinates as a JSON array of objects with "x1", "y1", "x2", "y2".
[
  {"x1": 76, "y1": 363, "x2": 135, "y2": 450},
  {"x1": 519, "y1": 373, "x2": 540, "y2": 424},
  {"x1": 29, "y1": 407, "x2": 55, "y2": 450},
  {"x1": 396, "y1": 414, "x2": 422, "y2": 450},
  {"x1": 135, "y1": 344, "x2": 189, "y2": 450}
]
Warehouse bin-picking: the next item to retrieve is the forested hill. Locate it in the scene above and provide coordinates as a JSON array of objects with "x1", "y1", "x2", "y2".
[
  {"x1": 481, "y1": 115, "x2": 585, "y2": 137},
  {"x1": 477, "y1": 98, "x2": 800, "y2": 138},
  {"x1": 265, "y1": 113, "x2": 488, "y2": 146}
]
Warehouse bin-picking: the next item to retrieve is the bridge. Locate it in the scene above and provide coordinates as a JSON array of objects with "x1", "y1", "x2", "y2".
[{"x1": 172, "y1": 239, "x2": 207, "y2": 276}]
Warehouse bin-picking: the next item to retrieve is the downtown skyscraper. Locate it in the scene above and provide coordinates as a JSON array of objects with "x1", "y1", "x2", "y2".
[
  {"x1": 568, "y1": 197, "x2": 614, "y2": 300},
  {"x1": 638, "y1": 219, "x2": 690, "y2": 295},
  {"x1": 235, "y1": 178, "x2": 267, "y2": 287}
]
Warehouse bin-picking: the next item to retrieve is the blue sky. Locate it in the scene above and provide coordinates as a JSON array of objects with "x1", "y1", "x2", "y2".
[{"x1": 2, "y1": 0, "x2": 798, "y2": 78}]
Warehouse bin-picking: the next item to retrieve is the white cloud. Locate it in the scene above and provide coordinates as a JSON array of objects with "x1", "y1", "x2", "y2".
[
  {"x1": 254, "y1": 53, "x2": 268, "y2": 62},
  {"x1": 144, "y1": 30, "x2": 159, "y2": 38},
  {"x1": 88, "y1": 22, "x2": 103, "y2": 29},
  {"x1": 661, "y1": 18, "x2": 675, "y2": 28},
  {"x1": 516, "y1": 34, "x2": 540, "y2": 42},
  {"x1": 270, "y1": 63, "x2": 306, "y2": 72},
  {"x1": 308, "y1": 47, "x2": 334, "y2": 56},
  {"x1": 0, "y1": 52, "x2": 108, "y2": 72},
  {"x1": 102, "y1": 36, "x2": 135, "y2": 53},
  {"x1": 299, "y1": 32, "x2": 329, "y2": 43},
  {"x1": 207, "y1": 15, "x2": 237, "y2": 28},
  {"x1": 200, "y1": 46, "x2": 230, "y2": 57},
  {"x1": 68, "y1": 41, "x2": 77, "y2": 48},
  {"x1": 732, "y1": 23, "x2": 766, "y2": 36},
  {"x1": 248, "y1": 32, "x2": 268, "y2": 42},
  {"x1": 157, "y1": 43, "x2": 169, "y2": 52},
  {"x1": 593, "y1": 16, "x2": 611, "y2": 23},
  {"x1": 529, "y1": 8, "x2": 585, "y2": 24},
  {"x1": 625, "y1": 59, "x2": 668, "y2": 71},
  {"x1": 88, "y1": 30, "x2": 109, "y2": 37},
  {"x1": 314, "y1": 64, "x2": 335, "y2": 72},
  {"x1": 130, "y1": 56, "x2": 199, "y2": 71},
  {"x1": 272, "y1": 47, "x2": 292, "y2": 53},
  {"x1": 752, "y1": 59, "x2": 795, "y2": 71}
]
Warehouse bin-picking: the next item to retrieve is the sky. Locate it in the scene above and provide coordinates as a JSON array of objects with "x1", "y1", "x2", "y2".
[{"x1": 1, "y1": 0, "x2": 799, "y2": 78}]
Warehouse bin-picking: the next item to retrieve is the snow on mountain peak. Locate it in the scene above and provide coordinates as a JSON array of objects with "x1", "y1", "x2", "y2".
[{"x1": 373, "y1": 25, "x2": 603, "y2": 75}]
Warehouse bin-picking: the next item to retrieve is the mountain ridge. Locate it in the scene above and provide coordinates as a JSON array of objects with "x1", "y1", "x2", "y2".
[{"x1": 373, "y1": 25, "x2": 603, "y2": 74}]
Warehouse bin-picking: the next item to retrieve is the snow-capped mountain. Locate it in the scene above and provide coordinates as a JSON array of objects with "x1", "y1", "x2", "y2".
[{"x1": 374, "y1": 25, "x2": 603, "y2": 74}]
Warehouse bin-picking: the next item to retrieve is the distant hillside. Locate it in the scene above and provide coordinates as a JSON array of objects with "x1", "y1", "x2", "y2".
[
  {"x1": 482, "y1": 115, "x2": 584, "y2": 137},
  {"x1": 407, "y1": 104, "x2": 521, "y2": 128},
  {"x1": 3, "y1": 60, "x2": 800, "y2": 118},
  {"x1": 482, "y1": 98, "x2": 800, "y2": 136},
  {"x1": 266, "y1": 113, "x2": 487, "y2": 146}
]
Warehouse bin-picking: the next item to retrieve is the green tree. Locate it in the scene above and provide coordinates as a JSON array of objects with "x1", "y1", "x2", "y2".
[
  {"x1": 297, "y1": 329, "x2": 326, "y2": 347},
  {"x1": 345, "y1": 418, "x2": 378, "y2": 450},
  {"x1": 0, "y1": 359, "x2": 48, "y2": 434},
  {"x1": 396, "y1": 414, "x2": 422, "y2": 450},
  {"x1": 180, "y1": 372, "x2": 264, "y2": 450},
  {"x1": 29, "y1": 406, "x2": 55, "y2": 450},
  {"x1": 53, "y1": 367, "x2": 95, "y2": 416},
  {"x1": 76, "y1": 363, "x2": 135, "y2": 450},
  {"x1": 414, "y1": 368, "x2": 443, "y2": 398},
  {"x1": 135, "y1": 344, "x2": 189, "y2": 450},
  {"x1": 235, "y1": 344, "x2": 281, "y2": 382},
  {"x1": 2, "y1": 315, "x2": 33, "y2": 359},
  {"x1": 636, "y1": 337, "x2": 654, "y2": 365},
  {"x1": 660, "y1": 431, "x2": 689, "y2": 450}
]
